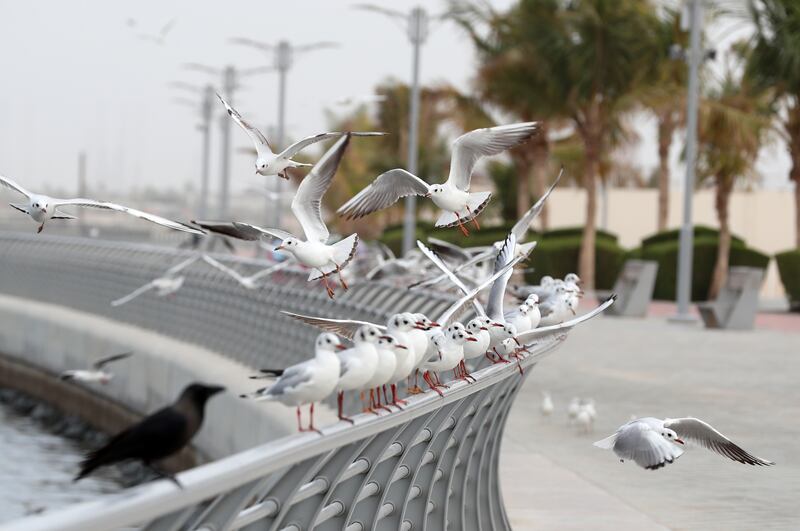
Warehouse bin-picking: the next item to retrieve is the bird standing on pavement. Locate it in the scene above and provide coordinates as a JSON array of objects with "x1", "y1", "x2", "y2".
[
  {"x1": 540, "y1": 391, "x2": 554, "y2": 417},
  {"x1": 60, "y1": 352, "x2": 133, "y2": 385},
  {"x1": 594, "y1": 417, "x2": 775, "y2": 470},
  {"x1": 75, "y1": 383, "x2": 224, "y2": 485}
]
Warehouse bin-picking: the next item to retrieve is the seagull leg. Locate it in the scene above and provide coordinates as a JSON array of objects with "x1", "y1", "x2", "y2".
[
  {"x1": 37, "y1": 222, "x2": 45, "y2": 234},
  {"x1": 374, "y1": 387, "x2": 392, "y2": 413},
  {"x1": 455, "y1": 216, "x2": 470, "y2": 237},
  {"x1": 407, "y1": 371, "x2": 423, "y2": 395},
  {"x1": 296, "y1": 406, "x2": 306, "y2": 432},
  {"x1": 467, "y1": 206, "x2": 480, "y2": 230},
  {"x1": 360, "y1": 391, "x2": 369, "y2": 412},
  {"x1": 335, "y1": 264, "x2": 349, "y2": 291},
  {"x1": 338, "y1": 391, "x2": 354, "y2": 424},
  {"x1": 308, "y1": 403, "x2": 322, "y2": 434},
  {"x1": 423, "y1": 371, "x2": 445, "y2": 397},
  {"x1": 320, "y1": 273, "x2": 335, "y2": 299},
  {"x1": 367, "y1": 389, "x2": 381, "y2": 415},
  {"x1": 391, "y1": 384, "x2": 407, "y2": 408}
]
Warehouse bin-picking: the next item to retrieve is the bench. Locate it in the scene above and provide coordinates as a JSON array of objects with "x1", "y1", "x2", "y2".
[
  {"x1": 599, "y1": 260, "x2": 658, "y2": 317},
  {"x1": 697, "y1": 266, "x2": 764, "y2": 330}
]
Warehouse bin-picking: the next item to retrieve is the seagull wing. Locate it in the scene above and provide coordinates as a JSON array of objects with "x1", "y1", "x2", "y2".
[
  {"x1": 446, "y1": 122, "x2": 540, "y2": 191},
  {"x1": 614, "y1": 420, "x2": 684, "y2": 470},
  {"x1": 337, "y1": 169, "x2": 430, "y2": 220},
  {"x1": 485, "y1": 233, "x2": 517, "y2": 320},
  {"x1": 427, "y1": 237, "x2": 472, "y2": 262},
  {"x1": 216, "y1": 93, "x2": 272, "y2": 155},
  {"x1": 0, "y1": 175, "x2": 32, "y2": 198},
  {"x1": 277, "y1": 132, "x2": 344, "y2": 160},
  {"x1": 280, "y1": 311, "x2": 384, "y2": 340},
  {"x1": 202, "y1": 255, "x2": 246, "y2": 283},
  {"x1": 664, "y1": 418, "x2": 775, "y2": 466},
  {"x1": 292, "y1": 134, "x2": 350, "y2": 242},
  {"x1": 437, "y1": 252, "x2": 524, "y2": 328},
  {"x1": 51, "y1": 198, "x2": 202, "y2": 235},
  {"x1": 249, "y1": 261, "x2": 291, "y2": 282},
  {"x1": 416, "y1": 240, "x2": 486, "y2": 317},
  {"x1": 511, "y1": 167, "x2": 563, "y2": 240},
  {"x1": 93, "y1": 352, "x2": 133, "y2": 370},
  {"x1": 110, "y1": 281, "x2": 156, "y2": 307},
  {"x1": 193, "y1": 220, "x2": 293, "y2": 242},
  {"x1": 516, "y1": 295, "x2": 617, "y2": 343},
  {"x1": 165, "y1": 255, "x2": 200, "y2": 276}
]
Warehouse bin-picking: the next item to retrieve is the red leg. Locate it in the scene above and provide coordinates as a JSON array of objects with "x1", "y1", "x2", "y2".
[
  {"x1": 374, "y1": 387, "x2": 392, "y2": 413},
  {"x1": 320, "y1": 273, "x2": 335, "y2": 299},
  {"x1": 338, "y1": 391, "x2": 354, "y2": 424},
  {"x1": 391, "y1": 384, "x2": 407, "y2": 408},
  {"x1": 296, "y1": 406, "x2": 305, "y2": 432},
  {"x1": 335, "y1": 264, "x2": 349, "y2": 291},
  {"x1": 367, "y1": 389, "x2": 380, "y2": 415},
  {"x1": 308, "y1": 403, "x2": 322, "y2": 434},
  {"x1": 455, "y1": 216, "x2": 470, "y2": 237},
  {"x1": 423, "y1": 371, "x2": 445, "y2": 397},
  {"x1": 467, "y1": 206, "x2": 480, "y2": 230}
]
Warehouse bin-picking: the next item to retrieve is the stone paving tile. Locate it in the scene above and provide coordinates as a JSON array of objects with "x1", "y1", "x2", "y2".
[{"x1": 502, "y1": 313, "x2": 800, "y2": 531}]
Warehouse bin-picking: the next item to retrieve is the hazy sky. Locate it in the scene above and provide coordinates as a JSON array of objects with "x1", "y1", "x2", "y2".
[{"x1": 0, "y1": 0, "x2": 791, "y2": 198}]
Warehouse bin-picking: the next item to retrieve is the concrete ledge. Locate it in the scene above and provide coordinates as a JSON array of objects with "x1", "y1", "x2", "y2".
[{"x1": 0, "y1": 294, "x2": 337, "y2": 461}]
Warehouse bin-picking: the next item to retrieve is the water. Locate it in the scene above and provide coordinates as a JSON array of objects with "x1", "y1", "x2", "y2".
[{"x1": 0, "y1": 391, "x2": 122, "y2": 523}]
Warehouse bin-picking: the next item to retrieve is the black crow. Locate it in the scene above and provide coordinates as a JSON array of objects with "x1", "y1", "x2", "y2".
[{"x1": 75, "y1": 382, "x2": 224, "y2": 485}]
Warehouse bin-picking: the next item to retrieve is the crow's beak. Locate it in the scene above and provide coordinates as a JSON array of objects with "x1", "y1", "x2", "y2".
[
  {"x1": 207, "y1": 385, "x2": 226, "y2": 396},
  {"x1": 675, "y1": 438, "x2": 685, "y2": 445}
]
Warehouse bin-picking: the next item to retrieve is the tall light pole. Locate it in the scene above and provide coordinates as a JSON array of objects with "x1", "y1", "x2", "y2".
[
  {"x1": 672, "y1": 0, "x2": 703, "y2": 322},
  {"x1": 356, "y1": 5, "x2": 440, "y2": 255},
  {"x1": 230, "y1": 38, "x2": 338, "y2": 228}
]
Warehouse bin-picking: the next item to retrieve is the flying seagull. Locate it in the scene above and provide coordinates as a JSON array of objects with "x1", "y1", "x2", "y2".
[
  {"x1": 195, "y1": 134, "x2": 358, "y2": 299},
  {"x1": 75, "y1": 383, "x2": 225, "y2": 485},
  {"x1": 594, "y1": 417, "x2": 775, "y2": 470},
  {"x1": 338, "y1": 122, "x2": 540, "y2": 236},
  {"x1": 216, "y1": 93, "x2": 385, "y2": 179},
  {"x1": 110, "y1": 255, "x2": 200, "y2": 307},
  {"x1": 60, "y1": 352, "x2": 133, "y2": 384},
  {"x1": 202, "y1": 254, "x2": 291, "y2": 290},
  {"x1": 0, "y1": 174, "x2": 202, "y2": 235}
]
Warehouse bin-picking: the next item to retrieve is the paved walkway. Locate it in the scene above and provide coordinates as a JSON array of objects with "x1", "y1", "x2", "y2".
[{"x1": 501, "y1": 310, "x2": 800, "y2": 530}]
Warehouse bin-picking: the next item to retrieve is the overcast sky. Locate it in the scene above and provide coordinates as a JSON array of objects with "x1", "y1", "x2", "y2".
[{"x1": 0, "y1": 0, "x2": 791, "y2": 197}]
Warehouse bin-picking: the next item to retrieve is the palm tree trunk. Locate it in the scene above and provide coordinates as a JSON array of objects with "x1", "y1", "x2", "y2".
[
  {"x1": 579, "y1": 132, "x2": 599, "y2": 291},
  {"x1": 531, "y1": 129, "x2": 550, "y2": 230},
  {"x1": 709, "y1": 176, "x2": 733, "y2": 299},
  {"x1": 656, "y1": 112, "x2": 675, "y2": 232}
]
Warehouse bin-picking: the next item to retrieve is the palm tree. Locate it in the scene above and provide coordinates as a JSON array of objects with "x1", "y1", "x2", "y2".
[
  {"x1": 457, "y1": 0, "x2": 661, "y2": 289},
  {"x1": 746, "y1": 0, "x2": 800, "y2": 247},
  {"x1": 697, "y1": 56, "x2": 774, "y2": 297}
]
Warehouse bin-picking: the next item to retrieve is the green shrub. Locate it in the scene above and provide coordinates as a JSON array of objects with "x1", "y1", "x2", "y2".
[
  {"x1": 775, "y1": 249, "x2": 800, "y2": 309},
  {"x1": 641, "y1": 225, "x2": 744, "y2": 248},
  {"x1": 638, "y1": 237, "x2": 770, "y2": 301},
  {"x1": 524, "y1": 237, "x2": 626, "y2": 290},
  {"x1": 543, "y1": 226, "x2": 618, "y2": 244},
  {"x1": 380, "y1": 221, "x2": 537, "y2": 256}
]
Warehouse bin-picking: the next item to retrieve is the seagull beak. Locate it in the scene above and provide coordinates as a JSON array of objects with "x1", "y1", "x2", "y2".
[
  {"x1": 275, "y1": 245, "x2": 285, "y2": 251},
  {"x1": 430, "y1": 321, "x2": 441, "y2": 327},
  {"x1": 492, "y1": 323, "x2": 505, "y2": 328},
  {"x1": 424, "y1": 192, "x2": 432, "y2": 198},
  {"x1": 379, "y1": 335, "x2": 393, "y2": 341},
  {"x1": 675, "y1": 438, "x2": 685, "y2": 445},
  {"x1": 466, "y1": 336, "x2": 478, "y2": 342},
  {"x1": 397, "y1": 344, "x2": 408, "y2": 350},
  {"x1": 480, "y1": 327, "x2": 489, "y2": 331},
  {"x1": 335, "y1": 344, "x2": 347, "y2": 351}
]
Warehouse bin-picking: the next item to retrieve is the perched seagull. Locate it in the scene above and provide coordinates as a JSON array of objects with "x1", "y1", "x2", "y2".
[
  {"x1": 216, "y1": 93, "x2": 384, "y2": 179},
  {"x1": 336, "y1": 325, "x2": 382, "y2": 422},
  {"x1": 567, "y1": 397, "x2": 581, "y2": 424},
  {"x1": 0, "y1": 175, "x2": 202, "y2": 235},
  {"x1": 195, "y1": 135, "x2": 358, "y2": 299},
  {"x1": 525, "y1": 294, "x2": 542, "y2": 329},
  {"x1": 384, "y1": 334, "x2": 415, "y2": 408},
  {"x1": 594, "y1": 417, "x2": 775, "y2": 470},
  {"x1": 540, "y1": 391, "x2": 554, "y2": 417},
  {"x1": 410, "y1": 168, "x2": 561, "y2": 290},
  {"x1": 202, "y1": 254, "x2": 291, "y2": 290},
  {"x1": 365, "y1": 335, "x2": 400, "y2": 412},
  {"x1": 512, "y1": 275, "x2": 555, "y2": 302},
  {"x1": 60, "y1": 352, "x2": 133, "y2": 385},
  {"x1": 538, "y1": 284, "x2": 578, "y2": 326},
  {"x1": 75, "y1": 383, "x2": 224, "y2": 485},
  {"x1": 419, "y1": 327, "x2": 476, "y2": 396},
  {"x1": 338, "y1": 122, "x2": 540, "y2": 236},
  {"x1": 110, "y1": 255, "x2": 200, "y2": 307},
  {"x1": 463, "y1": 316, "x2": 492, "y2": 375},
  {"x1": 243, "y1": 333, "x2": 343, "y2": 433}
]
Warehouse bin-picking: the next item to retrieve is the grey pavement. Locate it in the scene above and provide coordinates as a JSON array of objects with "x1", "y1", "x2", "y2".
[{"x1": 501, "y1": 313, "x2": 800, "y2": 531}]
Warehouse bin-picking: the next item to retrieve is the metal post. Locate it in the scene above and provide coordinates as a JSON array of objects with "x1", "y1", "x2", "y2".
[
  {"x1": 219, "y1": 66, "x2": 236, "y2": 218},
  {"x1": 272, "y1": 41, "x2": 292, "y2": 229},
  {"x1": 672, "y1": 0, "x2": 702, "y2": 322},
  {"x1": 77, "y1": 151, "x2": 86, "y2": 235},
  {"x1": 402, "y1": 7, "x2": 429, "y2": 255},
  {"x1": 199, "y1": 85, "x2": 214, "y2": 220}
]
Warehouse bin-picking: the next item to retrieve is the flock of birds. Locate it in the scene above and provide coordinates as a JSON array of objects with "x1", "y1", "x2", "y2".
[{"x1": 0, "y1": 94, "x2": 773, "y2": 486}]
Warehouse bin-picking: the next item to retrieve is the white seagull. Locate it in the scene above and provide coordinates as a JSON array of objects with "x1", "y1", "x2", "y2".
[
  {"x1": 60, "y1": 352, "x2": 133, "y2": 384},
  {"x1": 195, "y1": 134, "x2": 358, "y2": 299},
  {"x1": 0, "y1": 175, "x2": 203, "y2": 235},
  {"x1": 338, "y1": 122, "x2": 540, "y2": 236},
  {"x1": 594, "y1": 417, "x2": 775, "y2": 470},
  {"x1": 217, "y1": 93, "x2": 384, "y2": 179},
  {"x1": 110, "y1": 255, "x2": 201, "y2": 307},
  {"x1": 202, "y1": 254, "x2": 291, "y2": 290},
  {"x1": 243, "y1": 333, "x2": 343, "y2": 433},
  {"x1": 419, "y1": 327, "x2": 476, "y2": 396},
  {"x1": 336, "y1": 324, "x2": 382, "y2": 422},
  {"x1": 364, "y1": 335, "x2": 400, "y2": 412},
  {"x1": 540, "y1": 391, "x2": 554, "y2": 417}
]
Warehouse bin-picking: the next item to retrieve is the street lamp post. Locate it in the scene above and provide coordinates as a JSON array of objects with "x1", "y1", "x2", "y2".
[
  {"x1": 672, "y1": 0, "x2": 702, "y2": 322},
  {"x1": 230, "y1": 38, "x2": 337, "y2": 228},
  {"x1": 219, "y1": 66, "x2": 236, "y2": 219}
]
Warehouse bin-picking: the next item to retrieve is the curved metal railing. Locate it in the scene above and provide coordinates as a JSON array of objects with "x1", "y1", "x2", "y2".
[{"x1": 0, "y1": 232, "x2": 570, "y2": 530}]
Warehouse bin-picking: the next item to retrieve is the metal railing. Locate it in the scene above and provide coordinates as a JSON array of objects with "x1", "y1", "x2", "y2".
[{"x1": 0, "y1": 232, "x2": 570, "y2": 530}]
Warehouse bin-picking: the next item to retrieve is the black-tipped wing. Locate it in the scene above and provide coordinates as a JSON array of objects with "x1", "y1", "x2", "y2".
[
  {"x1": 516, "y1": 295, "x2": 617, "y2": 343},
  {"x1": 337, "y1": 169, "x2": 430, "y2": 220},
  {"x1": 93, "y1": 352, "x2": 133, "y2": 370},
  {"x1": 511, "y1": 167, "x2": 563, "y2": 240},
  {"x1": 216, "y1": 93, "x2": 272, "y2": 154},
  {"x1": 281, "y1": 311, "x2": 384, "y2": 339},
  {"x1": 664, "y1": 418, "x2": 775, "y2": 466},
  {"x1": 53, "y1": 198, "x2": 203, "y2": 235},
  {"x1": 193, "y1": 220, "x2": 293, "y2": 242}
]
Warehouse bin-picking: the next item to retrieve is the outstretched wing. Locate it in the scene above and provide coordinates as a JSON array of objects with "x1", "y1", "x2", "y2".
[
  {"x1": 278, "y1": 132, "x2": 344, "y2": 160},
  {"x1": 292, "y1": 134, "x2": 350, "y2": 242},
  {"x1": 485, "y1": 233, "x2": 517, "y2": 320},
  {"x1": 416, "y1": 240, "x2": 485, "y2": 317},
  {"x1": 110, "y1": 282, "x2": 156, "y2": 307},
  {"x1": 511, "y1": 167, "x2": 563, "y2": 240},
  {"x1": 202, "y1": 255, "x2": 246, "y2": 283},
  {"x1": 216, "y1": 93, "x2": 272, "y2": 154},
  {"x1": 516, "y1": 295, "x2": 616, "y2": 343},
  {"x1": 337, "y1": 169, "x2": 430, "y2": 220},
  {"x1": 192, "y1": 220, "x2": 294, "y2": 242},
  {"x1": 664, "y1": 418, "x2": 775, "y2": 466},
  {"x1": 93, "y1": 352, "x2": 133, "y2": 370},
  {"x1": 0, "y1": 175, "x2": 32, "y2": 198},
  {"x1": 280, "y1": 311, "x2": 384, "y2": 339},
  {"x1": 249, "y1": 261, "x2": 292, "y2": 282},
  {"x1": 165, "y1": 255, "x2": 200, "y2": 276},
  {"x1": 51, "y1": 198, "x2": 203, "y2": 235},
  {"x1": 446, "y1": 122, "x2": 540, "y2": 191}
]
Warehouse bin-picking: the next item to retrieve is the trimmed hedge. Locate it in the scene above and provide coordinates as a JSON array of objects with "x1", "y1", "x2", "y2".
[
  {"x1": 641, "y1": 225, "x2": 744, "y2": 248},
  {"x1": 524, "y1": 236, "x2": 626, "y2": 290},
  {"x1": 639, "y1": 237, "x2": 770, "y2": 301},
  {"x1": 542, "y1": 226, "x2": 619, "y2": 244},
  {"x1": 380, "y1": 221, "x2": 535, "y2": 256},
  {"x1": 775, "y1": 249, "x2": 800, "y2": 310}
]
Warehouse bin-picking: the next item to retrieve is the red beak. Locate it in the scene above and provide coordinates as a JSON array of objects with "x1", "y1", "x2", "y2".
[
  {"x1": 397, "y1": 344, "x2": 408, "y2": 349},
  {"x1": 335, "y1": 344, "x2": 347, "y2": 351},
  {"x1": 430, "y1": 321, "x2": 441, "y2": 327},
  {"x1": 466, "y1": 337, "x2": 478, "y2": 342},
  {"x1": 480, "y1": 327, "x2": 489, "y2": 331},
  {"x1": 492, "y1": 323, "x2": 504, "y2": 328},
  {"x1": 675, "y1": 438, "x2": 685, "y2": 445},
  {"x1": 275, "y1": 245, "x2": 285, "y2": 251}
]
